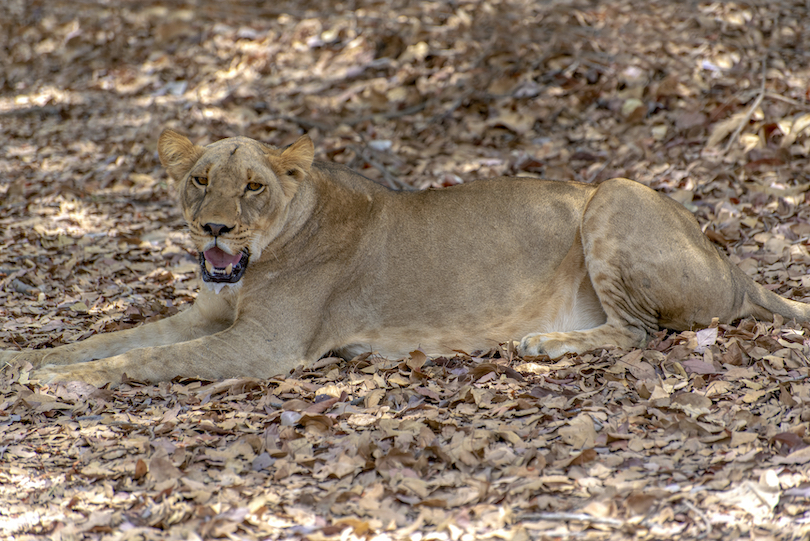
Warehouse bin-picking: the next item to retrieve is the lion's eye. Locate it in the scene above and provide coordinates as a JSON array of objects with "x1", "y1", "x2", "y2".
[
  {"x1": 192, "y1": 176, "x2": 208, "y2": 187},
  {"x1": 246, "y1": 182, "x2": 264, "y2": 192}
]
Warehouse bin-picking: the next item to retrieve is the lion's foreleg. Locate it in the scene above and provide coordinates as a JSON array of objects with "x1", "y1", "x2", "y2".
[
  {"x1": 4, "y1": 292, "x2": 234, "y2": 368},
  {"x1": 32, "y1": 326, "x2": 303, "y2": 387}
]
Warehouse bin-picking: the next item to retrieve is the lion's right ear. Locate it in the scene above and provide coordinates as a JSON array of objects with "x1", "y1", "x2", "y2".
[{"x1": 158, "y1": 129, "x2": 205, "y2": 181}]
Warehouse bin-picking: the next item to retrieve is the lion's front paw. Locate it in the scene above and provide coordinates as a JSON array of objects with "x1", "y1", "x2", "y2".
[
  {"x1": 2, "y1": 349, "x2": 48, "y2": 368},
  {"x1": 2, "y1": 348, "x2": 85, "y2": 368},
  {"x1": 0, "y1": 350, "x2": 20, "y2": 365},
  {"x1": 32, "y1": 364, "x2": 115, "y2": 388}
]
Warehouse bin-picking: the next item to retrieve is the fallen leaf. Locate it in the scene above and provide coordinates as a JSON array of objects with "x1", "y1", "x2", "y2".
[
  {"x1": 559, "y1": 414, "x2": 597, "y2": 449},
  {"x1": 670, "y1": 392, "x2": 712, "y2": 417}
]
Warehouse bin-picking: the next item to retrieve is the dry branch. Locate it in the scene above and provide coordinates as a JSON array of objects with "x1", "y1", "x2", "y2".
[{"x1": 723, "y1": 58, "x2": 768, "y2": 153}]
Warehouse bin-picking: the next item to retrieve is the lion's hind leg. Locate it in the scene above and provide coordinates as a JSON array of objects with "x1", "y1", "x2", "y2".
[
  {"x1": 519, "y1": 177, "x2": 749, "y2": 359},
  {"x1": 518, "y1": 251, "x2": 653, "y2": 358}
]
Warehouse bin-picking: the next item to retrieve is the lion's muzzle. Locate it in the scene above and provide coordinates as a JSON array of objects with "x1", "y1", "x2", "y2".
[{"x1": 200, "y1": 247, "x2": 249, "y2": 283}]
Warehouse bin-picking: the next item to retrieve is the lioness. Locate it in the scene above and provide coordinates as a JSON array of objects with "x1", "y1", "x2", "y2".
[{"x1": 3, "y1": 130, "x2": 809, "y2": 387}]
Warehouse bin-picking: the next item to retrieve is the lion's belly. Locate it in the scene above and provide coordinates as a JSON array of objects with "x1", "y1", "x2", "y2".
[{"x1": 334, "y1": 278, "x2": 607, "y2": 360}]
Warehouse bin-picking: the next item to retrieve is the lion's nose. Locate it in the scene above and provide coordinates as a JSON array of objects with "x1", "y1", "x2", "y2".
[{"x1": 203, "y1": 223, "x2": 233, "y2": 237}]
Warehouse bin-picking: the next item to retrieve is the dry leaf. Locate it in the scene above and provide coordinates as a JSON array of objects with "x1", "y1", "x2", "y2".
[
  {"x1": 670, "y1": 392, "x2": 712, "y2": 417},
  {"x1": 559, "y1": 414, "x2": 597, "y2": 449},
  {"x1": 2, "y1": 3, "x2": 810, "y2": 540}
]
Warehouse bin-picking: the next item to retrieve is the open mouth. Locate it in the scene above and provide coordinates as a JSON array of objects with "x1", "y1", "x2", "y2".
[{"x1": 199, "y1": 247, "x2": 249, "y2": 283}]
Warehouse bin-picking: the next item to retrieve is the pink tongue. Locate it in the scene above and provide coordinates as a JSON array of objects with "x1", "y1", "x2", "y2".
[{"x1": 204, "y1": 247, "x2": 242, "y2": 268}]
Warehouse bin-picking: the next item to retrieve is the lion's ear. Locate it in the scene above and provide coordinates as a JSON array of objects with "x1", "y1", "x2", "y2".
[
  {"x1": 158, "y1": 129, "x2": 205, "y2": 181},
  {"x1": 271, "y1": 135, "x2": 314, "y2": 198},
  {"x1": 277, "y1": 135, "x2": 314, "y2": 182}
]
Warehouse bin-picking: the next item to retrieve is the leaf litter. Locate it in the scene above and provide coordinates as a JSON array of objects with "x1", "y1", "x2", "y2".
[{"x1": 2, "y1": 0, "x2": 810, "y2": 539}]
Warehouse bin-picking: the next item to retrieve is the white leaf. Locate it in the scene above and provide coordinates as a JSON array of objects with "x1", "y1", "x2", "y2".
[{"x1": 694, "y1": 327, "x2": 717, "y2": 353}]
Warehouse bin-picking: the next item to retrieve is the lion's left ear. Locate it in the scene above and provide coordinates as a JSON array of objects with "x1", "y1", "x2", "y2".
[
  {"x1": 158, "y1": 129, "x2": 205, "y2": 181},
  {"x1": 271, "y1": 135, "x2": 314, "y2": 198},
  {"x1": 277, "y1": 135, "x2": 314, "y2": 180}
]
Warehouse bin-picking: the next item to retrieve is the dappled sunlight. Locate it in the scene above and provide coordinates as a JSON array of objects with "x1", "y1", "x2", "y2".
[
  {"x1": 2, "y1": 190, "x2": 196, "y2": 347},
  {"x1": 0, "y1": 86, "x2": 75, "y2": 113},
  {"x1": 2, "y1": 0, "x2": 810, "y2": 539}
]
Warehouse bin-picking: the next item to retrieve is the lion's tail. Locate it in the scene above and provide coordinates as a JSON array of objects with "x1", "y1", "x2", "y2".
[{"x1": 734, "y1": 264, "x2": 810, "y2": 324}]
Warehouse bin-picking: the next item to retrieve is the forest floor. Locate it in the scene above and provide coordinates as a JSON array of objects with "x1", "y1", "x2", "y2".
[{"x1": 2, "y1": 0, "x2": 810, "y2": 539}]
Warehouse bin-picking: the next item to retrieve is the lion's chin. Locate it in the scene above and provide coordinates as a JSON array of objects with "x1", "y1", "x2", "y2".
[{"x1": 199, "y1": 249, "x2": 250, "y2": 283}]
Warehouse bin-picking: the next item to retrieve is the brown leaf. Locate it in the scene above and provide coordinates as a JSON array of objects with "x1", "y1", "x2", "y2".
[
  {"x1": 675, "y1": 110, "x2": 707, "y2": 131},
  {"x1": 730, "y1": 431, "x2": 759, "y2": 447},
  {"x1": 680, "y1": 359, "x2": 719, "y2": 374},
  {"x1": 776, "y1": 445, "x2": 810, "y2": 465},
  {"x1": 304, "y1": 391, "x2": 345, "y2": 414},
  {"x1": 133, "y1": 458, "x2": 148, "y2": 480},
  {"x1": 670, "y1": 392, "x2": 712, "y2": 417},
  {"x1": 3, "y1": 3, "x2": 810, "y2": 539},
  {"x1": 624, "y1": 491, "x2": 658, "y2": 516},
  {"x1": 282, "y1": 399, "x2": 311, "y2": 411},
  {"x1": 558, "y1": 414, "x2": 597, "y2": 449},
  {"x1": 470, "y1": 362, "x2": 498, "y2": 381},
  {"x1": 406, "y1": 349, "x2": 427, "y2": 372},
  {"x1": 299, "y1": 413, "x2": 334, "y2": 432},
  {"x1": 771, "y1": 432, "x2": 805, "y2": 454},
  {"x1": 414, "y1": 386, "x2": 441, "y2": 401},
  {"x1": 149, "y1": 452, "x2": 183, "y2": 480},
  {"x1": 569, "y1": 448, "x2": 597, "y2": 466}
]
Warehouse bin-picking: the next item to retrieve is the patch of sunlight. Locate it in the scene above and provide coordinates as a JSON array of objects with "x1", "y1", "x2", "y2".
[
  {"x1": 17, "y1": 197, "x2": 118, "y2": 238},
  {"x1": 0, "y1": 511, "x2": 57, "y2": 535},
  {"x1": 0, "y1": 471, "x2": 68, "y2": 534},
  {"x1": 1, "y1": 471, "x2": 51, "y2": 492},
  {"x1": 0, "y1": 85, "x2": 76, "y2": 114}
]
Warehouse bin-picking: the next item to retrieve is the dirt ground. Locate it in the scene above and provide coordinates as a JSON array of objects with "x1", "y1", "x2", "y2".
[{"x1": 2, "y1": 0, "x2": 810, "y2": 539}]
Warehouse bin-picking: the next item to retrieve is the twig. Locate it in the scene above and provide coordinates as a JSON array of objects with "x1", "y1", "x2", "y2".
[
  {"x1": 273, "y1": 102, "x2": 428, "y2": 133},
  {"x1": 430, "y1": 89, "x2": 475, "y2": 123},
  {"x1": 276, "y1": 115, "x2": 333, "y2": 132},
  {"x1": 307, "y1": 356, "x2": 343, "y2": 371},
  {"x1": 586, "y1": 158, "x2": 612, "y2": 184},
  {"x1": 764, "y1": 92, "x2": 810, "y2": 110},
  {"x1": 352, "y1": 145, "x2": 413, "y2": 191},
  {"x1": 11, "y1": 279, "x2": 39, "y2": 296},
  {"x1": 780, "y1": 373, "x2": 810, "y2": 383},
  {"x1": 683, "y1": 500, "x2": 712, "y2": 538},
  {"x1": 724, "y1": 57, "x2": 767, "y2": 153},
  {"x1": 344, "y1": 101, "x2": 428, "y2": 126},
  {"x1": 519, "y1": 512, "x2": 625, "y2": 528},
  {"x1": 0, "y1": 268, "x2": 29, "y2": 292},
  {"x1": 0, "y1": 105, "x2": 63, "y2": 118}
]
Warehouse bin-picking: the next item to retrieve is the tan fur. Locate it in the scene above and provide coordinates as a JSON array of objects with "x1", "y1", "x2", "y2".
[{"x1": 5, "y1": 131, "x2": 810, "y2": 387}]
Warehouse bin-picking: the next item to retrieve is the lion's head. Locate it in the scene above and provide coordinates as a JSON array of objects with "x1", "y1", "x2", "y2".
[{"x1": 157, "y1": 130, "x2": 314, "y2": 287}]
